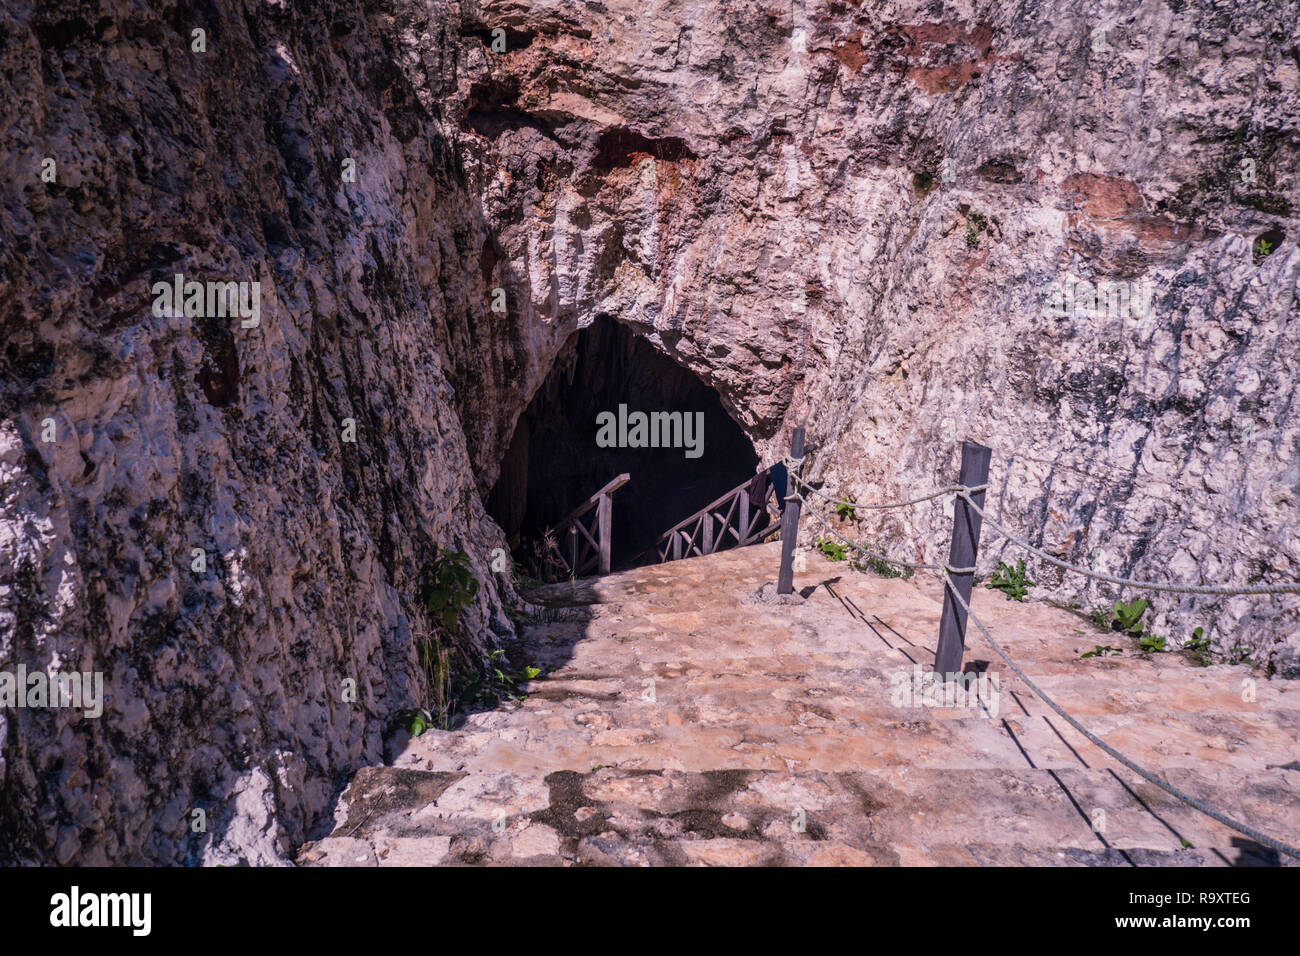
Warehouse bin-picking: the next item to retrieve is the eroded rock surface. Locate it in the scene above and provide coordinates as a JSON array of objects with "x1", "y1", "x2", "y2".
[{"x1": 1, "y1": 0, "x2": 1297, "y2": 864}]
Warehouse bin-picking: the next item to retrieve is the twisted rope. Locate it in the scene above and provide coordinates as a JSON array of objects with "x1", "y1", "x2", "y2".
[
  {"x1": 800, "y1": 498, "x2": 975, "y2": 574},
  {"x1": 782, "y1": 455, "x2": 805, "y2": 504},
  {"x1": 792, "y1": 475, "x2": 967, "y2": 511},
  {"x1": 957, "y1": 490, "x2": 1300, "y2": 597},
  {"x1": 941, "y1": 572, "x2": 1300, "y2": 861},
  {"x1": 777, "y1": 449, "x2": 1299, "y2": 857}
]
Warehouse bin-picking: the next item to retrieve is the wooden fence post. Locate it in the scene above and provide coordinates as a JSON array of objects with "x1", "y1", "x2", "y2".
[
  {"x1": 776, "y1": 425, "x2": 806, "y2": 595},
  {"x1": 597, "y1": 491, "x2": 613, "y2": 575},
  {"x1": 933, "y1": 440, "x2": 992, "y2": 675}
]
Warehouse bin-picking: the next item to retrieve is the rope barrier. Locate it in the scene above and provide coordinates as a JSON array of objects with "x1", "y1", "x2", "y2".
[
  {"x1": 777, "y1": 447, "x2": 1300, "y2": 858},
  {"x1": 940, "y1": 572, "x2": 1300, "y2": 861},
  {"x1": 956, "y1": 490, "x2": 1300, "y2": 597},
  {"x1": 794, "y1": 477, "x2": 966, "y2": 511},
  {"x1": 800, "y1": 497, "x2": 956, "y2": 573},
  {"x1": 784, "y1": 463, "x2": 1297, "y2": 596},
  {"x1": 782, "y1": 455, "x2": 805, "y2": 504}
]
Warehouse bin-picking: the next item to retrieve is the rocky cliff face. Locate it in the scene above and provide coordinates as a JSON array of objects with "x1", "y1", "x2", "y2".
[{"x1": 1, "y1": 0, "x2": 1297, "y2": 864}]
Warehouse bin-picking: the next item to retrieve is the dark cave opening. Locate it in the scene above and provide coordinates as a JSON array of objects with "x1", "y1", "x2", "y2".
[{"x1": 486, "y1": 317, "x2": 760, "y2": 573}]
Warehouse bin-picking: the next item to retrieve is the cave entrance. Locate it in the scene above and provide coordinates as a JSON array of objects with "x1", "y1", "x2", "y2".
[{"x1": 487, "y1": 317, "x2": 760, "y2": 574}]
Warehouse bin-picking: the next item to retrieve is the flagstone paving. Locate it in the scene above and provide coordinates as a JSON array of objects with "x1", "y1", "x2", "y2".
[{"x1": 297, "y1": 542, "x2": 1300, "y2": 866}]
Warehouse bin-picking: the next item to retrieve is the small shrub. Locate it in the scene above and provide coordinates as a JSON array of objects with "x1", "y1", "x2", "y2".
[
  {"x1": 1111, "y1": 598, "x2": 1148, "y2": 635},
  {"x1": 1184, "y1": 626, "x2": 1212, "y2": 666},
  {"x1": 816, "y1": 536, "x2": 848, "y2": 562},
  {"x1": 390, "y1": 707, "x2": 435, "y2": 737},
  {"x1": 965, "y1": 209, "x2": 990, "y2": 249},
  {"x1": 835, "y1": 502, "x2": 856, "y2": 519},
  {"x1": 986, "y1": 559, "x2": 1034, "y2": 601},
  {"x1": 420, "y1": 544, "x2": 479, "y2": 630},
  {"x1": 855, "y1": 555, "x2": 909, "y2": 579},
  {"x1": 1138, "y1": 633, "x2": 1167, "y2": 654}
]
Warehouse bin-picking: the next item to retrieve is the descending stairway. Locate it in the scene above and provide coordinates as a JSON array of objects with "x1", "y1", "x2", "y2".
[{"x1": 298, "y1": 542, "x2": 1300, "y2": 867}]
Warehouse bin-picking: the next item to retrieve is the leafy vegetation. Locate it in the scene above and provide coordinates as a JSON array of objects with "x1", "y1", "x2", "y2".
[
  {"x1": 835, "y1": 502, "x2": 856, "y2": 519},
  {"x1": 1089, "y1": 605, "x2": 1112, "y2": 631},
  {"x1": 965, "y1": 210, "x2": 990, "y2": 249},
  {"x1": 1080, "y1": 644, "x2": 1122, "y2": 659},
  {"x1": 816, "y1": 536, "x2": 848, "y2": 562},
  {"x1": 1256, "y1": 237, "x2": 1274, "y2": 258},
  {"x1": 855, "y1": 554, "x2": 910, "y2": 579},
  {"x1": 392, "y1": 545, "x2": 559, "y2": 738},
  {"x1": 1184, "y1": 625, "x2": 1212, "y2": 666},
  {"x1": 1111, "y1": 598, "x2": 1149, "y2": 635},
  {"x1": 1138, "y1": 633, "x2": 1167, "y2": 654},
  {"x1": 985, "y1": 559, "x2": 1035, "y2": 601},
  {"x1": 420, "y1": 545, "x2": 479, "y2": 630}
]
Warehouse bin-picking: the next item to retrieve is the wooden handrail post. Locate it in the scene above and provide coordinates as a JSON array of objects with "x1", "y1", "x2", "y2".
[
  {"x1": 933, "y1": 440, "x2": 992, "y2": 675},
  {"x1": 597, "y1": 491, "x2": 613, "y2": 575},
  {"x1": 568, "y1": 525, "x2": 578, "y2": 582},
  {"x1": 776, "y1": 425, "x2": 806, "y2": 594}
]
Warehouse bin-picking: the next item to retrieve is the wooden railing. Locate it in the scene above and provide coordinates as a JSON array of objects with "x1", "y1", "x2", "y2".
[
  {"x1": 546, "y1": 473, "x2": 630, "y2": 579},
  {"x1": 652, "y1": 467, "x2": 783, "y2": 563}
]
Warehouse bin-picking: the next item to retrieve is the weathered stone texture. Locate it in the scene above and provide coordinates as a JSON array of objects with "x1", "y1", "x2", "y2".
[{"x1": 1, "y1": 0, "x2": 1297, "y2": 863}]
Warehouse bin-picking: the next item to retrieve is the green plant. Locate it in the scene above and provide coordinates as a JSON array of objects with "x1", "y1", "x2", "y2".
[
  {"x1": 1080, "y1": 644, "x2": 1122, "y2": 659},
  {"x1": 835, "y1": 502, "x2": 856, "y2": 519},
  {"x1": 420, "y1": 544, "x2": 480, "y2": 630},
  {"x1": 1184, "y1": 626, "x2": 1212, "y2": 666},
  {"x1": 391, "y1": 707, "x2": 436, "y2": 737},
  {"x1": 1089, "y1": 605, "x2": 1112, "y2": 631},
  {"x1": 453, "y1": 648, "x2": 526, "y2": 710},
  {"x1": 851, "y1": 554, "x2": 910, "y2": 579},
  {"x1": 394, "y1": 545, "x2": 482, "y2": 735},
  {"x1": 1138, "y1": 633, "x2": 1167, "y2": 653},
  {"x1": 965, "y1": 210, "x2": 990, "y2": 249},
  {"x1": 1111, "y1": 598, "x2": 1148, "y2": 635},
  {"x1": 986, "y1": 559, "x2": 1035, "y2": 601},
  {"x1": 816, "y1": 536, "x2": 848, "y2": 562},
  {"x1": 1256, "y1": 237, "x2": 1274, "y2": 257}
]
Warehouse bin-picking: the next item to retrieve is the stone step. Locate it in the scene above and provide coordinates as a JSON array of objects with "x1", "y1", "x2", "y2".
[
  {"x1": 393, "y1": 708, "x2": 1298, "y2": 776},
  {"x1": 308, "y1": 542, "x2": 1300, "y2": 866},
  {"x1": 297, "y1": 764, "x2": 1300, "y2": 867}
]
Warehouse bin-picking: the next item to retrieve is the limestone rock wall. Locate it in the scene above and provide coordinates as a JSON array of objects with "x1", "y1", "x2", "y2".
[
  {"x1": 1, "y1": 0, "x2": 1297, "y2": 864},
  {"x1": 0, "y1": 0, "x2": 516, "y2": 864},
  {"x1": 455, "y1": 0, "x2": 1300, "y2": 670}
]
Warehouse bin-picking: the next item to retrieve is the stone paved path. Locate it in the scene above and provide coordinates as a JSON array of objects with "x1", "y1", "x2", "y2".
[{"x1": 297, "y1": 542, "x2": 1300, "y2": 866}]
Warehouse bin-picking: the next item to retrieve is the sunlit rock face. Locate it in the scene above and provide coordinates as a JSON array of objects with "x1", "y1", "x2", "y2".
[
  {"x1": 454, "y1": 0, "x2": 1299, "y2": 672},
  {"x1": 1, "y1": 0, "x2": 1297, "y2": 863}
]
